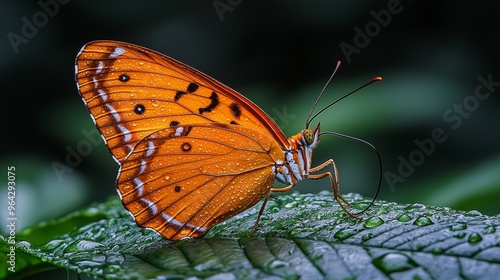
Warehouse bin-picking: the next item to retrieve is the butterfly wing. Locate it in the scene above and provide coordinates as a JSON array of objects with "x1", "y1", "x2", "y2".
[
  {"x1": 118, "y1": 123, "x2": 284, "y2": 240},
  {"x1": 75, "y1": 40, "x2": 289, "y2": 163}
]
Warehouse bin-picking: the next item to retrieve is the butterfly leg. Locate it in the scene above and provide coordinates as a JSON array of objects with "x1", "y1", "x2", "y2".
[
  {"x1": 309, "y1": 159, "x2": 361, "y2": 220},
  {"x1": 249, "y1": 190, "x2": 272, "y2": 237},
  {"x1": 249, "y1": 184, "x2": 295, "y2": 237}
]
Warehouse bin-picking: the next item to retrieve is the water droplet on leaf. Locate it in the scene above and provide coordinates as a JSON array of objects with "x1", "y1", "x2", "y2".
[
  {"x1": 450, "y1": 223, "x2": 467, "y2": 231},
  {"x1": 468, "y1": 232, "x2": 483, "y2": 243},
  {"x1": 334, "y1": 228, "x2": 358, "y2": 240},
  {"x1": 364, "y1": 216, "x2": 384, "y2": 229},
  {"x1": 64, "y1": 239, "x2": 104, "y2": 253},
  {"x1": 41, "y1": 239, "x2": 65, "y2": 251},
  {"x1": 396, "y1": 214, "x2": 412, "y2": 222},
  {"x1": 484, "y1": 226, "x2": 496, "y2": 234},
  {"x1": 372, "y1": 253, "x2": 417, "y2": 273},
  {"x1": 413, "y1": 216, "x2": 434, "y2": 226}
]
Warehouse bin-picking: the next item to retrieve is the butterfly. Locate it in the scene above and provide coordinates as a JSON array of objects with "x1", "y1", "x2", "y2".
[{"x1": 75, "y1": 40, "x2": 382, "y2": 241}]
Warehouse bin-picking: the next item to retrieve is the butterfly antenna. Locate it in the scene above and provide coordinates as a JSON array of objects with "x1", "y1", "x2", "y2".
[
  {"x1": 305, "y1": 61, "x2": 342, "y2": 129},
  {"x1": 306, "y1": 76, "x2": 382, "y2": 128},
  {"x1": 320, "y1": 131, "x2": 382, "y2": 215}
]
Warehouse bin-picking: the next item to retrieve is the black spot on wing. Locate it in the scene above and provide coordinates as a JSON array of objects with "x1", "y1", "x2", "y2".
[
  {"x1": 119, "y1": 74, "x2": 130, "y2": 82},
  {"x1": 187, "y1": 83, "x2": 199, "y2": 92},
  {"x1": 174, "y1": 91, "x2": 186, "y2": 101},
  {"x1": 134, "y1": 104, "x2": 145, "y2": 115},
  {"x1": 181, "y1": 142, "x2": 191, "y2": 152},
  {"x1": 174, "y1": 83, "x2": 199, "y2": 101},
  {"x1": 198, "y1": 92, "x2": 219, "y2": 114},
  {"x1": 229, "y1": 103, "x2": 242, "y2": 118}
]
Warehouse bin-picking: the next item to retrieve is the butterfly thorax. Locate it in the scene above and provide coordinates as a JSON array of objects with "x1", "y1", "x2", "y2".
[{"x1": 273, "y1": 124, "x2": 321, "y2": 186}]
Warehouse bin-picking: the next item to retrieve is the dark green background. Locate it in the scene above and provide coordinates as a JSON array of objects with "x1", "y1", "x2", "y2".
[{"x1": 1, "y1": 1, "x2": 499, "y2": 234}]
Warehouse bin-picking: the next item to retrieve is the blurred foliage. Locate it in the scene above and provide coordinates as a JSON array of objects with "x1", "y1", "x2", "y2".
[{"x1": 1, "y1": 0, "x2": 499, "y2": 235}]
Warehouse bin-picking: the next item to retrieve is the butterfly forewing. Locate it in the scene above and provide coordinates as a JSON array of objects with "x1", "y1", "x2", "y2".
[
  {"x1": 75, "y1": 41, "x2": 288, "y2": 163},
  {"x1": 117, "y1": 123, "x2": 283, "y2": 240}
]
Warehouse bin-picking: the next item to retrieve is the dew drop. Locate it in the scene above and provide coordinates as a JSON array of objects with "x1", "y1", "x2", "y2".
[
  {"x1": 409, "y1": 203, "x2": 426, "y2": 210},
  {"x1": 466, "y1": 210, "x2": 482, "y2": 217},
  {"x1": 42, "y1": 239, "x2": 65, "y2": 251},
  {"x1": 75, "y1": 259, "x2": 106, "y2": 268},
  {"x1": 431, "y1": 247, "x2": 444, "y2": 255},
  {"x1": 269, "y1": 206, "x2": 280, "y2": 213},
  {"x1": 396, "y1": 214, "x2": 412, "y2": 222},
  {"x1": 372, "y1": 253, "x2": 417, "y2": 273},
  {"x1": 484, "y1": 226, "x2": 496, "y2": 234},
  {"x1": 264, "y1": 259, "x2": 288, "y2": 270},
  {"x1": 64, "y1": 240, "x2": 104, "y2": 253},
  {"x1": 364, "y1": 216, "x2": 384, "y2": 229},
  {"x1": 413, "y1": 216, "x2": 434, "y2": 226},
  {"x1": 284, "y1": 201, "x2": 298, "y2": 208},
  {"x1": 107, "y1": 218, "x2": 118, "y2": 227},
  {"x1": 334, "y1": 228, "x2": 358, "y2": 241},
  {"x1": 468, "y1": 232, "x2": 483, "y2": 243},
  {"x1": 449, "y1": 223, "x2": 467, "y2": 231},
  {"x1": 455, "y1": 232, "x2": 466, "y2": 239},
  {"x1": 362, "y1": 233, "x2": 373, "y2": 241}
]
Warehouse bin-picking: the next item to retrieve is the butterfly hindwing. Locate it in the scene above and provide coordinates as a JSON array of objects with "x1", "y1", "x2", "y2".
[{"x1": 117, "y1": 123, "x2": 283, "y2": 240}]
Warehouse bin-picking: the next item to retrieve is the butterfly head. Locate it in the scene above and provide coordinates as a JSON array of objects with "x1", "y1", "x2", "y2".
[{"x1": 301, "y1": 123, "x2": 321, "y2": 149}]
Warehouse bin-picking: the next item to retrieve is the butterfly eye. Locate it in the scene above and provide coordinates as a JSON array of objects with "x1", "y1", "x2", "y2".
[{"x1": 302, "y1": 129, "x2": 315, "y2": 145}]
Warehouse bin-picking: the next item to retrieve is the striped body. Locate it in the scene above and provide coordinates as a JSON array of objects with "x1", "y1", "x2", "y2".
[{"x1": 274, "y1": 124, "x2": 321, "y2": 187}]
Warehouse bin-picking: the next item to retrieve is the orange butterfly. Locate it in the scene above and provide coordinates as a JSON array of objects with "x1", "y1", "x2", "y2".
[{"x1": 75, "y1": 40, "x2": 381, "y2": 240}]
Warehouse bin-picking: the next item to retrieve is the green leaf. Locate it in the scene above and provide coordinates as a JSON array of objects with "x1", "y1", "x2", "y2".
[{"x1": 1, "y1": 191, "x2": 500, "y2": 279}]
